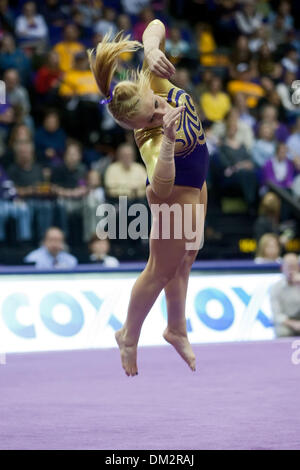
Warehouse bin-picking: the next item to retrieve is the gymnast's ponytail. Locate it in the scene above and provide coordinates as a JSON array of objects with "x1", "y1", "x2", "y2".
[{"x1": 87, "y1": 32, "x2": 151, "y2": 127}]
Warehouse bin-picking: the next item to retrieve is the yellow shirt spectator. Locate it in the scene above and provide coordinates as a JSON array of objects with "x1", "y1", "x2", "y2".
[
  {"x1": 53, "y1": 41, "x2": 85, "y2": 73},
  {"x1": 200, "y1": 91, "x2": 231, "y2": 122},
  {"x1": 59, "y1": 70, "x2": 99, "y2": 96}
]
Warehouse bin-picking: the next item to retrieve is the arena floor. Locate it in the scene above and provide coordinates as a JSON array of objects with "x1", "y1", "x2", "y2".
[{"x1": 1, "y1": 339, "x2": 299, "y2": 450}]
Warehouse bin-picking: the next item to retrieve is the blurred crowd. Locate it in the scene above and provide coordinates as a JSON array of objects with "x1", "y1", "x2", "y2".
[{"x1": 0, "y1": 0, "x2": 300, "y2": 265}]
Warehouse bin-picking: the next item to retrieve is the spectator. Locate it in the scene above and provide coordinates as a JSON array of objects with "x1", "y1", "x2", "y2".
[
  {"x1": 24, "y1": 226, "x2": 78, "y2": 268},
  {"x1": 270, "y1": 253, "x2": 300, "y2": 337},
  {"x1": 254, "y1": 233, "x2": 281, "y2": 264},
  {"x1": 233, "y1": 92, "x2": 256, "y2": 129},
  {"x1": 2, "y1": 123, "x2": 32, "y2": 169},
  {"x1": 117, "y1": 13, "x2": 133, "y2": 37},
  {"x1": 40, "y1": 0, "x2": 66, "y2": 28},
  {"x1": 252, "y1": 123, "x2": 276, "y2": 169},
  {"x1": 227, "y1": 62, "x2": 265, "y2": 109},
  {"x1": 218, "y1": 119, "x2": 257, "y2": 211},
  {"x1": 15, "y1": 1, "x2": 48, "y2": 51},
  {"x1": 7, "y1": 139, "x2": 54, "y2": 239},
  {"x1": 0, "y1": 0, "x2": 14, "y2": 34},
  {"x1": 121, "y1": 0, "x2": 150, "y2": 17},
  {"x1": 229, "y1": 35, "x2": 252, "y2": 68},
  {"x1": 253, "y1": 192, "x2": 281, "y2": 241},
  {"x1": 212, "y1": 107, "x2": 254, "y2": 151},
  {"x1": 51, "y1": 140, "x2": 87, "y2": 238},
  {"x1": 256, "y1": 43, "x2": 277, "y2": 77},
  {"x1": 256, "y1": 104, "x2": 290, "y2": 142},
  {"x1": 0, "y1": 33, "x2": 31, "y2": 84},
  {"x1": 3, "y1": 68, "x2": 33, "y2": 130},
  {"x1": 53, "y1": 23, "x2": 84, "y2": 73},
  {"x1": 262, "y1": 142, "x2": 295, "y2": 190},
  {"x1": 58, "y1": 51, "x2": 100, "y2": 144},
  {"x1": 165, "y1": 26, "x2": 191, "y2": 66},
  {"x1": 94, "y1": 7, "x2": 118, "y2": 37},
  {"x1": 200, "y1": 75, "x2": 231, "y2": 123},
  {"x1": 83, "y1": 169, "x2": 105, "y2": 242},
  {"x1": 286, "y1": 116, "x2": 300, "y2": 172},
  {"x1": 132, "y1": 7, "x2": 155, "y2": 43},
  {"x1": 89, "y1": 234, "x2": 119, "y2": 267},
  {"x1": 276, "y1": 70, "x2": 300, "y2": 121},
  {"x1": 104, "y1": 143, "x2": 147, "y2": 199},
  {"x1": 35, "y1": 109, "x2": 66, "y2": 167},
  {"x1": 281, "y1": 46, "x2": 299, "y2": 75},
  {"x1": 235, "y1": 1, "x2": 263, "y2": 36},
  {"x1": 34, "y1": 50, "x2": 62, "y2": 99},
  {"x1": 0, "y1": 163, "x2": 31, "y2": 242}
]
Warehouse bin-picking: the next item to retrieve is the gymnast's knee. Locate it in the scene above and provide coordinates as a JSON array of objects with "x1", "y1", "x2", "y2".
[{"x1": 151, "y1": 175, "x2": 174, "y2": 199}]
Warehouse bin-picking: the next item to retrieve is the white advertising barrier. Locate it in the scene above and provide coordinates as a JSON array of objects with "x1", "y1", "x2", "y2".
[{"x1": 0, "y1": 271, "x2": 280, "y2": 353}]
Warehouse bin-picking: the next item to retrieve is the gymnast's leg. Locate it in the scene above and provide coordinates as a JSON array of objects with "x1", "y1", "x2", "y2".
[{"x1": 163, "y1": 183, "x2": 207, "y2": 370}]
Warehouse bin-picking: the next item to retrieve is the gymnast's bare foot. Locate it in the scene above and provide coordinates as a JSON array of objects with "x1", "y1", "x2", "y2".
[
  {"x1": 163, "y1": 327, "x2": 196, "y2": 371},
  {"x1": 115, "y1": 329, "x2": 138, "y2": 377}
]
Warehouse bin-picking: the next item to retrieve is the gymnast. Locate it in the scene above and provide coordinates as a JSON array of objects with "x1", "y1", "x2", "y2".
[{"x1": 88, "y1": 19, "x2": 209, "y2": 376}]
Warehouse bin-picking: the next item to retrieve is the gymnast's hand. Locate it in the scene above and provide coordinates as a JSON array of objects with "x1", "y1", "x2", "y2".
[
  {"x1": 145, "y1": 48, "x2": 176, "y2": 79},
  {"x1": 163, "y1": 106, "x2": 185, "y2": 142}
]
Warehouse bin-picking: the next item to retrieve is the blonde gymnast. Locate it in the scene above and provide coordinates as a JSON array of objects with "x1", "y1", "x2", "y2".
[{"x1": 88, "y1": 19, "x2": 209, "y2": 376}]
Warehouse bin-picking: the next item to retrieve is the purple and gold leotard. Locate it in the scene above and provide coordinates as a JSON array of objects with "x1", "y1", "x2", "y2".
[{"x1": 134, "y1": 39, "x2": 209, "y2": 191}]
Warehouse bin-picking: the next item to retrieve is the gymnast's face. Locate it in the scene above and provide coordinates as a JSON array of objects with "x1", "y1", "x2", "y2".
[{"x1": 129, "y1": 89, "x2": 171, "y2": 130}]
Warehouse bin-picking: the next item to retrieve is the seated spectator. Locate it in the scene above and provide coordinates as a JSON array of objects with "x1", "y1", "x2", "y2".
[
  {"x1": 256, "y1": 104, "x2": 290, "y2": 143},
  {"x1": 0, "y1": 33, "x2": 31, "y2": 84},
  {"x1": 53, "y1": 23, "x2": 84, "y2": 73},
  {"x1": 253, "y1": 192, "x2": 281, "y2": 241},
  {"x1": 172, "y1": 68, "x2": 197, "y2": 104},
  {"x1": 0, "y1": 103, "x2": 15, "y2": 157},
  {"x1": 233, "y1": 92, "x2": 256, "y2": 129},
  {"x1": 51, "y1": 140, "x2": 87, "y2": 239},
  {"x1": 165, "y1": 26, "x2": 190, "y2": 66},
  {"x1": 252, "y1": 123, "x2": 276, "y2": 169},
  {"x1": 286, "y1": 116, "x2": 300, "y2": 172},
  {"x1": 15, "y1": 1, "x2": 48, "y2": 52},
  {"x1": 268, "y1": 0, "x2": 294, "y2": 32},
  {"x1": 34, "y1": 50, "x2": 63, "y2": 100},
  {"x1": 262, "y1": 142, "x2": 295, "y2": 190},
  {"x1": 7, "y1": 139, "x2": 54, "y2": 240},
  {"x1": 121, "y1": 0, "x2": 150, "y2": 17},
  {"x1": 0, "y1": 163, "x2": 31, "y2": 242},
  {"x1": 83, "y1": 169, "x2": 105, "y2": 242},
  {"x1": 218, "y1": 119, "x2": 257, "y2": 211},
  {"x1": 195, "y1": 22, "x2": 216, "y2": 58},
  {"x1": 281, "y1": 46, "x2": 299, "y2": 75},
  {"x1": 270, "y1": 253, "x2": 300, "y2": 337},
  {"x1": 58, "y1": 51, "x2": 100, "y2": 144},
  {"x1": 268, "y1": 11, "x2": 289, "y2": 47},
  {"x1": 40, "y1": 0, "x2": 66, "y2": 28},
  {"x1": 254, "y1": 233, "x2": 281, "y2": 264},
  {"x1": 229, "y1": 35, "x2": 253, "y2": 69},
  {"x1": 132, "y1": 7, "x2": 155, "y2": 43},
  {"x1": 200, "y1": 75, "x2": 231, "y2": 123},
  {"x1": 67, "y1": 0, "x2": 101, "y2": 29},
  {"x1": 3, "y1": 68, "x2": 33, "y2": 131},
  {"x1": 227, "y1": 62, "x2": 265, "y2": 109},
  {"x1": 212, "y1": 107, "x2": 254, "y2": 151},
  {"x1": 276, "y1": 70, "x2": 300, "y2": 121},
  {"x1": 104, "y1": 143, "x2": 147, "y2": 200},
  {"x1": 58, "y1": 52, "x2": 99, "y2": 98},
  {"x1": 0, "y1": 0, "x2": 14, "y2": 34},
  {"x1": 93, "y1": 7, "x2": 117, "y2": 37},
  {"x1": 256, "y1": 42, "x2": 277, "y2": 77},
  {"x1": 24, "y1": 226, "x2": 78, "y2": 269},
  {"x1": 117, "y1": 13, "x2": 133, "y2": 37},
  {"x1": 235, "y1": 1, "x2": 262, "y2": 36},
  {"x1": 248, "y1": 25, "x2": 275, "y2": 54},
  {"x1": 2, "y1": 123, "x2": 32, "y2": 169},
  {"x1": 89, "y1": 234, "x2": 119, "y2": 267},
  {"x1": 35, "y1": 109, "x2": 66, "y2": 167}
]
